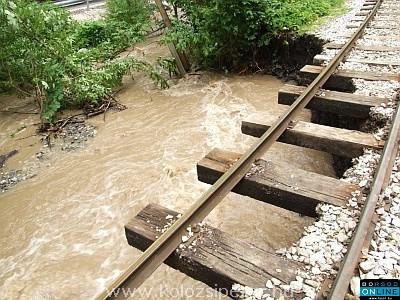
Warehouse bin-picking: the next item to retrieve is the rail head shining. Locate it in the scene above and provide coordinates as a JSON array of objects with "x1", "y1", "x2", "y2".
[{"x1": 95, "y1": 1, "x2": 382, "y2": 298}]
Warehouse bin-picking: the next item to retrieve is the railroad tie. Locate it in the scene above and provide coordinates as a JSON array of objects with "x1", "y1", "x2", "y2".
[
  {"x1": 313, "y1": 54, "x2": 400, "y2": 68},
  {"x1": 323, "y1": 42, "x2": 400, "y2": 52},
  {"x1": 278, "y1": 84, "x2": 390, "y2": 119},
  {"x1": 197, "y1": 148, "x2": 358, "y2": 217},
  {"x1": 300, "y1": 65, "x2": 400, "y2": 92},
  {"x1": 241, "y1": 113, "x2": 383, "y2": 158},
  {"x1": 125, "y1": 203, "x2": 306, "y2": 299}
]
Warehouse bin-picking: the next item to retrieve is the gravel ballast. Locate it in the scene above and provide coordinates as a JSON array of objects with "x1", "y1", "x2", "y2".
[{"x1": 232, "y1": 0, "x2": 400, "y2": 298}]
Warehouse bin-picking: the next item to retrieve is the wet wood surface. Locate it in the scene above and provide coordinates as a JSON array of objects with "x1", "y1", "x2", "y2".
[
  {"x1": 197, "y1": 148, "x2": 358, "y2": 217},
  {"x1": 125, "y1": 203, "x2": 305, "y2": 299},
  {"x1": 300, "y1": 65, "x2": 400, "y2": 92},
  {"x1": 278, "y1": 84, "x2": 389, "y2": 119},
  {"x1": 241, "y1": 114, "x2": 382, "y2": 158}
]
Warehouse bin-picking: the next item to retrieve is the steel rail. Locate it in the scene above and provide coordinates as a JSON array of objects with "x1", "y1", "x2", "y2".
[
  {"x1": 329, "y1": 95, "x2": 400, "y2": 297},
  {"x1": 52, "y1": 0, "x2": 86, "y2": 7},
  {"x1": 95, "y1": 1, "x2": 382, "y2": 298},
  {"x1": 51, "y1": 0, "x2": 103, "y2": 8}
]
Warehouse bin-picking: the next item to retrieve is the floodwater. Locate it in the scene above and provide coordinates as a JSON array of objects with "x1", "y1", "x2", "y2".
[{"x1": 0, "y1": 39, "x2": 336, "y2": 299}]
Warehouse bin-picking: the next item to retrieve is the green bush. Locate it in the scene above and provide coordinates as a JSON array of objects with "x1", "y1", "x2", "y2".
[
  {"x1": 106, "y1": 0, "x2": 153, "y2": 44},
  {"x1": 106, "y1": 0, "x2": 153, "y2": 29},
  {"x1": 167, "y1": 0, "x2": 344, "y2": 70},
  {"x1": 74, "y1": 21, "x2": 128, "y2": 60},
  {"x1": 75, "y1": 21, "x2": 108, "y2": 48},
  {"x1": 0, "y1": 0, "x2": 166, "y2": 124},
  {"x1": 75, "y1": 0, "x2": 154, "y2": 60}
]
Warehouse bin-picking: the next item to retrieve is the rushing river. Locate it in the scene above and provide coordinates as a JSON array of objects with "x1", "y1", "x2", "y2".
[{"x1": 0, "y1": 39, "x2": 336, "y2": 299}]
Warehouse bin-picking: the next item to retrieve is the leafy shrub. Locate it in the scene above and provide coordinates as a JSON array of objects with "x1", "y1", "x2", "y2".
[
  {"x1": 74, "y1": 0, "x2": 154, "y2": 60},
  {"x1": 0, "y1": 0, "x2": 77, "y2": 121},
  {"x1": 74, "y1": 21, "x2": 128, "y2": 60},
  {"x1": 106, "y1": 0, "x2": 153, "y2": 39},
  {"x1": 167, "y1": 0, "x2": 344, "y2": 70},
  {"x1": 0, "y1": 0, "x2": 166, "y2": 124},
  {"x1": 75, "y1": 21, "x2": 108, "y2": 48}
]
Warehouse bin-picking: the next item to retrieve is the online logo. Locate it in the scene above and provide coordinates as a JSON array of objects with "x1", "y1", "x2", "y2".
[{"x1": 360, "y1": 279, "x2": 400, "y2": 300}]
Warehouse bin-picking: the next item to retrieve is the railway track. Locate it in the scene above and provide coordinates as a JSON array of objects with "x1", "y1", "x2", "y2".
[
  {"x1": 96, "y1": 0, "x2": 400, "y2": 299},
  {"x1": 52, "y1": 0, "x2": 104, "y2": 10}
]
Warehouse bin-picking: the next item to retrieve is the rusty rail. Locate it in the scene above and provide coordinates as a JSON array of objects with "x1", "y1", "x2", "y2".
[{"x1": 329, "y1": 97, "x2": 400, "y2": 299}]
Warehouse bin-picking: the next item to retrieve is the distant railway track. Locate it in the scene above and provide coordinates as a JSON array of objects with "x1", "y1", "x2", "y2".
[
  {"x1": 96, "y1": 0, "x2": 400, "y2": 299},
  {"x1": 51, "y1": 0, "x2": 104, "y2": 9}
]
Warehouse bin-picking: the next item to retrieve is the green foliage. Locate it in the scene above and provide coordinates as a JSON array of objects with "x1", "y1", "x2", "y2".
[
  {"x1": 105, "y1": 0, "x2": 153, "y2": 47},
  {"x1": 157, "y1": 57, "x2": 179, "y2": 77},
  {"x1": 75, "y1": 21, "x2": 108, "y2": 48},
  {"x1": 74, "y1": 0, "x2": 154, "y2": 60},
  {"x1": 74, "y1": 21, "x2": 127, "y2": 60},
  {"x1": 0, "y1": 0, "x2": 166, "y2": 124},
  {"x1": 167, "y1": 0, "x2": 345, "y2": 70},
  {"x1": 106, "y1": 0, "x2": 153, "y2": 30}
]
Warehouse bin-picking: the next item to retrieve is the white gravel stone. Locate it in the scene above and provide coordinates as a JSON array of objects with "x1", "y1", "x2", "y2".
[
  {"x1": 265, "y1": 280, "x2": 274, "y2": 289},
  {"x1": 304, "y1": 279, "x2": 319, "y2": 288},
  {"x1": 244, "y1": 286, "x2": 254, "y2": 296},
  {"x1": 253, "y1": 288, "x2": 264, "y2": 299},
  {"x1": 313, "y1": 0, "x2": 366, "y2": 41},
  {"x1": 71, "y1": 6, "x2": 106, "y2": 22},
  {"x1": 360, "y1": 260, "x2": 376, "y2": 273},
  {"x1": 392, "y1": 217, "x2": 400, "y2": 227},
  {"x1": 270, "y1": 278, "x2": 281, "y2": 286},
  {"x1": 373, "y1": 267, "x2": 386, "y2": 275},
  {"x1": 290, "y1": 281, "x2": 303, "y2": 293},
  {"x1": 350, "y1": 277, "x2": 360, "y2": 297}
]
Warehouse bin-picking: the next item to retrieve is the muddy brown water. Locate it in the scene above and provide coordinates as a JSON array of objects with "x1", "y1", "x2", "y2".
[{"x1": 0, "y1": 40, "x2": 336, "y2": 299}]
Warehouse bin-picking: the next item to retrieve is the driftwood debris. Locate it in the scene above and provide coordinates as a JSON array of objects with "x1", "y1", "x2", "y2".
[{"x1": 0, "y1": 150, "x2": 18, "y2": 168}]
